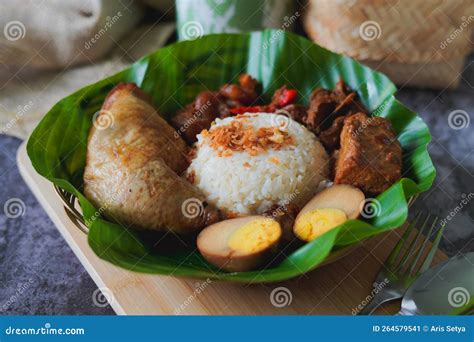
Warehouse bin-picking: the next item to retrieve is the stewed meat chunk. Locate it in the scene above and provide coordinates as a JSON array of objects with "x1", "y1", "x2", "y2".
[
  {"x1": 305, "y1": 79, "x2": 367, "y2": 133},
  {"x1": 278, "y1": 104, "x2": 308, "y2": 125},
  {"x1": 171, "y1": 91, "x2": 223, "y2": 144},
  {"x1": 334, "y1": 113, "x2": 402, "y2": 195},
  {"x1": 171, "y1": 74, "x2": 261, "y2": 143},
  {"x1": 319, "y1": 116, "x2": 346, "y2": 151},
  {"x1": 219, "y1": 73, "x2": 259, "y2": 106}
]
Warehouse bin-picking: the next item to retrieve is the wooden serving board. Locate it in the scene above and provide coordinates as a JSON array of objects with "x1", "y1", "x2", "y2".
[{"x1": 17, "y1": 142, "x2": 447, "y2": 315}]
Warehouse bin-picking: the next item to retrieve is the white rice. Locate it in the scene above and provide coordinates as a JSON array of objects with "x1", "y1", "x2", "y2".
[{"x1": 187, "y1": 113, "x2": 330, "y2": 215}]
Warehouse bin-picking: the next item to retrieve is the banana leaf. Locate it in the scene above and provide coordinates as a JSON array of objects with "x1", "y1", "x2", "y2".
[{"x1": 27, "y1": 30, "x2": 435, "y2": 282}]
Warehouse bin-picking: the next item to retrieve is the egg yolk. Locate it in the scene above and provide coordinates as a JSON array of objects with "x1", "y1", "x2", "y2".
[
  {"x1": 294, "y1": 208, "x2": 347, "y2": 241},
  {"x1": 228, "y1": 218, "x2": 281, "y2": 254}
]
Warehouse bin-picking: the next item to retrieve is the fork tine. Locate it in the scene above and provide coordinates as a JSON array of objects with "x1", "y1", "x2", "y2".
[
  {"x1": 419, "y1": 220, "x2": 446, "y2": 274},
  {"x1": 395, "y1": 212, "x2": 430, "y2": 271},
  {"x1": 406, "y1": 216, "x2": 438, "y2": 275},
  {"x1": 407, "y1": 194, "x2": 419, "y2": 208},
  {"x1": 386, "y1": 211, "x2": 422, "y2": 268}
]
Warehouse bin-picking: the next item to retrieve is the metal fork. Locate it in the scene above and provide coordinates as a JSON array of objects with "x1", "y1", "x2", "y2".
[{"x1": 357, "y1": 211, "x2": 446, "y2": 315}]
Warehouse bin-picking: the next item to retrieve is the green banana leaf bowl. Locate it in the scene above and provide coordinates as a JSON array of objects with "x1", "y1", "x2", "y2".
[{"x1": 27, "y1": 30, "x2": 435, "y2": 283}]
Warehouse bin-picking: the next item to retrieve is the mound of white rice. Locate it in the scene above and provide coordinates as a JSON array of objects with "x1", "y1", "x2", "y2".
[{"x1": 187, "y1": 113, "x2": 329, "y2": 215}]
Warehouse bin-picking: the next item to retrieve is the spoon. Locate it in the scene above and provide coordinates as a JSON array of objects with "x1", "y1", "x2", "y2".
[{"x1": 398, "y1": 252, "x2": 474, "y2": 315}]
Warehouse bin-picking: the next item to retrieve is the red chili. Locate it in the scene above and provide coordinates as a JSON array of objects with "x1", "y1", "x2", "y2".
[
  {"x1": 278, "y1": 89, "x2": 297, "y2": 107},
  {"x1": 230, "y1": 106, "x2": 266, "y2": 114}
]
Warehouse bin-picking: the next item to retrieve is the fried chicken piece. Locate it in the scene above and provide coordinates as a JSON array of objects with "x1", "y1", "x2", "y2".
[
  {"x1": 334, "y1": 113, "x2": 402, "y2": 196},
  {"x1": 84, "y1": 83, "x2": 220, "y2": 234}
]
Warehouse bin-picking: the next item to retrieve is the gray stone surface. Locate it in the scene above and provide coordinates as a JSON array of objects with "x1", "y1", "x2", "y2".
[
  {"x1": 0, "y1": 136, "x2": 114, "y2": 315},
  {"x1": 396, "y1": 56, "x2": 474, "y2": 256},
  {"x1": 0, "y1": 57, "x2": 472, "y2": 316}
]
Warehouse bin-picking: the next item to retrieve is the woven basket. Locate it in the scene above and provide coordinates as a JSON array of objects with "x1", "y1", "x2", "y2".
[{"x1": 303, "y1": 0, "x2": 474, "y2": 88}]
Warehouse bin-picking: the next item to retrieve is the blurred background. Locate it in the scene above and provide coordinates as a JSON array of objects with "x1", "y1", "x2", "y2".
[
  {"x1": 0, "y1": 0, "x2": 473, "y2": 314},
  {"x1": 1, "y1": 0, "x2": 473, "y2": 136}
]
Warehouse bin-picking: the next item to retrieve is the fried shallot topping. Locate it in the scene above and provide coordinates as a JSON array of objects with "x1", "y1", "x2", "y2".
[{"x1": 202, "y1": 120, "x2": 294, "y2": 157}]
